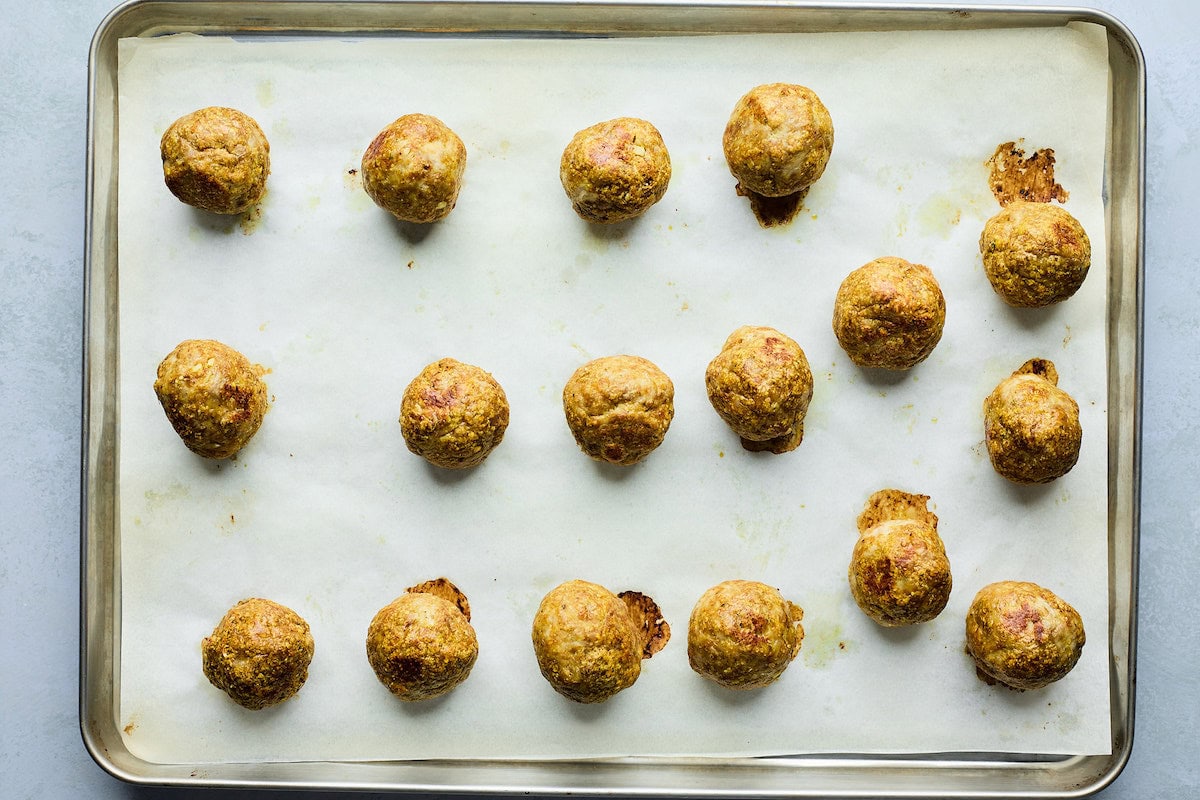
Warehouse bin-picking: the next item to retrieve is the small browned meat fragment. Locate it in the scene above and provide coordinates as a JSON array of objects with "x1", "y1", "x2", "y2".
[
  {"x1": 201, "y1": 598, "x2": 314, "y2": 710},
  {"x1": 160, "y1": 107, "x2": 270, "y2": 214},
  {"x1": 848, "y1": 490, "x2": 952, "y2": 627},
  {"x1": 966, "y1": 580, "x2": 1085, "y2": 690},
  {"x1": 832, "y1": 257, "x2": 946, "y2": 371},
  {"x1": 985, "y1": 141, "x2": 1069, "y2": 206},
  {"x1": 560, "y1": 117, "x2": 671, "y2": 223},
  {"x1": 980, "y1": 200, "x2": 1092, "y2": 307},
  {"x1": 366, "y1": 579, "x2": 478, "y2": 701},
  {"x1": 361, "y1": 114, "x2": 467, "y2": 223},
  {"x1": 531, "y1": 579, "x2": 669, "y2": 703},
  {"x1": 400, "y1": 358, "x2": 509, "y2": 469},
  {"x1": 687, "y1": 580, "x2": 804, "y2": 689},
  {"x1": 983, "y1": 358, "x2": 1081, "y2": 484},
  {"x1": 562, "y1": 355, "x2": 675, "y2": 466},
  {"x1": 154, "y1": 339, "x2": 269, "y2": 459},
  {"x1": 705, "y1": 325, "x2": 814, "y2": 454}
]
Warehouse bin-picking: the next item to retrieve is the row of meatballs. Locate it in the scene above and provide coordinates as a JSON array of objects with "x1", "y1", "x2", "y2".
[{"x1": 153, "y1": 326, "x2": 1082, "y2": 485}]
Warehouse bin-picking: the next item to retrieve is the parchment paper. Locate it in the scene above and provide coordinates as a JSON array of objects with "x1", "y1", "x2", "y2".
[{"x1": 116, "y1": 25, "x2": 1113, "y2": 764}]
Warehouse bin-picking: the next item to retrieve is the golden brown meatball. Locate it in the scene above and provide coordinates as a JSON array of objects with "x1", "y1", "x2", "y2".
[
  {"x1": 531, "y1": 580, "x2": 669, "y2": 704},
  {"x1": 201, "y1": 598, "x2": 313, "y2": 710},
  {"x1": 365, "y1": 579, "x2": 478, "y2": 702},
  {"x1": 723, "y1": 83, "x2": 834, "y2": 198},
  {"x1": 832, "y1": 257, "x2": 946, "y2": 370},
  {"x1": 848, "y1": 489, "x2": 952, "y2": 626},
  {"x1": 559, "y1": 117, "x2": 671, "y2": 223},
  {"x1": 705, "y1": 325, "x2": 814, "y2": 454},
  {"x1": 562, "y1": 355, "x2": 674, "y2": 466},
  {"x1": 984, "y1": 358, "x2": 1081, "y2": 484},
  {"x1": 687, "y1": 580, "x2": 804, "y2": 689},
  {"x1": 979, "y1": 201, "x2": 1092, "y2": 307},
  {"x1": 160, "y1": 107, "x2": 270, "y2": 215},
  {"x1": 400, "y1": 358, "x2": 509, "y2": 469},
  {"x1": 361, "y1": 114, "x2": 467, "y2": 223},
  {"x1": 965, "y1": 580, "x2": 1085, "y2": 690},
  {"x1": 153, "y1": 339, "x2": 269, "y2": 459}
]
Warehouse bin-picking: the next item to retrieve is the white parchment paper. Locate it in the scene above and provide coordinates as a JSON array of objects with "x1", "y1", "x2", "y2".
[{"x1": 116, "y1": 25, "x2": 1112, "y2": 764}]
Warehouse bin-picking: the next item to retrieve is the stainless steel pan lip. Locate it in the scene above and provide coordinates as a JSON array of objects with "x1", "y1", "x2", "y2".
[{"x1": 80, "y1": 1, "x2": 1144, "y2": 795}]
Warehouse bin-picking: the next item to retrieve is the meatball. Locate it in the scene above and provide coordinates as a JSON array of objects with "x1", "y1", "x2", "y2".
[
  {"x1": 848, "y1": 489, "x2": 952, "y2": 626},
  {"x1": 687, "y1": 580, "x2": 804, "y2": 689},
  {"x1": 723, "y1": 83, "x2": 834, "y2": 198},
  {"x1": 984, "y1": 358, "x2": 1081, "y2": 484},
  {"x1": 361, "y1": 114, "x2": 467, "y2": 223},
  {"x1": 705, "y1": 325, "x2": 814, "y2": 454},
  {"x1": 832, "y1": 257, "x2": 946, "y2": 370},
  {"x1": 966, "y1": 580, "x2": 1086, "y2": 690},
  {"x1": 559, "y1": 117, "x2": 671, "y2": 223},
  {"x1": 400, "y1": 358, "x2": 509, "y2": 469},
  {"x1": 153, "y1": 339, "x2": 269, "y2": 459},
  {"x1": 365, "y1": 579, "x2": 478, "y2": 702},
  {"x1": 980, "y1": 201, "x2": 1092, "y2": 307},
  {"x1": 160, "y1": 107, "x2": 270, "y2": 215},
  {"x1": 201, "y1": 598, "x2": 313, "y2": 710},
  {"x1": 562, "y1": 355, "x2": 675, "y2": 466},
  {"x1": 531, "y1": 580, "x2": 669, "y2": 703}
]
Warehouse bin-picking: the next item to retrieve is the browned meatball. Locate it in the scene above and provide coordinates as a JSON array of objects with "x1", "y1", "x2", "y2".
[
  {"x1": 723, "y1": 83, "x2": 834, "y2": 198},
  {"x1": 153, "y1": 339, "x2": 269, "y2": 459},
  {"x1": 848, "y1": 489, "x2": 952, "y2": 626},
  {"x1": 531, "y1": 580, "x2": 669, "y2": 703},
  {"x1": 562, "y1": 355, "x2": 675, "y2": 466},
  {"x1": 833, "y1": 257, "x2": 946, "y2": 370},
  {"x1": 705, "y1": 325, "x2": 814, "y2": 454},
  {"x1": 559, "y1": 117, "x2": 671, "y2": 223},
  {"x1": 365, "y1": 579, "x2": 478, "y2": 702},
  {"x1": 687, "y1": 580, "x2": 804, "y2": 689},
  {"x1": 980, "y1": 201, "x2": 1092, "y2": 307},
  {"x1": 361, "y1": 114, "x2": 467, "y2": 223},
  {"x1": 966, "y1": 580, "x2": 1085, "y2": 690},
  {"x1": 400, "y1": 358, "x2": 509, "y2": 469},
  {"x1": 201, "y1": 598, "x2": 313, "y2": 710},
  {"x1": 984, "y1": 358, "x2": 1081, "y2": 484},
  {"x1": 160, "y1": 107, "x2": 270, "y2": 214}
]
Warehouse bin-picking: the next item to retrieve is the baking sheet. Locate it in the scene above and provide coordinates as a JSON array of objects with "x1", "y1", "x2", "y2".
[{"x1": 115, "y1": 25, "x2": 1112, "y2": 764}]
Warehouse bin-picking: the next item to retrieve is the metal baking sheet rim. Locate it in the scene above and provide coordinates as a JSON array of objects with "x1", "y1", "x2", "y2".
[{"x1": 80, "y1": 1, "x2": 1145, "y2": 795}]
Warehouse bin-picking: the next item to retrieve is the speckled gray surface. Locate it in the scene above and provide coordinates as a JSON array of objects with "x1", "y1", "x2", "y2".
[{"x1": 1, "y1": 0, "x2": 1196, "y2": 798}]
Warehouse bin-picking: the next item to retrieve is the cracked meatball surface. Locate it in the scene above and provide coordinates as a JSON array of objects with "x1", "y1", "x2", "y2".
[
  {"x1": 984, "y1": 358, "x2": 1081, "y2": 484},
  {"x1": 201, "y1": 598, "x2": 313, "y2": 710},
  {"x1": 723, "y1": 83, "x2": 834, "y2": 198},
  {"x1": 562, "y1": 355, "x2": 675, "y2": 466},
  {"x1": 559, "y1": 117, "x2": 671, "y2": 223},
  {"x1": 154, "y1": 339, "x2": 269, "y2": 459},
  {"x1": 687, "y1": 580, "x2": 804, "y2": 689},
  {"x1": 362, "y1": 114, "x2": 467, "y2": 223},
  {"x1": 833, "y1": 256, "x2": 946, "y2": 370},
  {"x1": 400, "y1": 358, "x2": 509, "y2": 469},
  {"x1": 980, "y1": 201, "x2": 1091, "y2": 307},
  {"x1": 966, "y1": 580, "x2": 1085, "y2": 690},
  {"x1": 160, "y1": 106, "x2": 270, "y2": 215}
]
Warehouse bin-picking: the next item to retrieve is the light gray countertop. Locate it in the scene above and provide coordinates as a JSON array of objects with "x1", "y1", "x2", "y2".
[{"x1": 2, "y1": 0, "x2": 1196, "y2": 797}]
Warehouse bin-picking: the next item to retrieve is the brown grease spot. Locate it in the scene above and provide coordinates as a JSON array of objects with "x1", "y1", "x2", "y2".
[
  {"x1": 618, "y1": 590, "x2": 671, "y2": 659},
  {"x1": 406, "y1": 577, "x2": 471, "y2": 622},
  {"x1": 738, "y1": 182, "x2": 809, "y2": 227},
  {"x1": 986, "y1": 141, "x2": 1069, "y2": 206}
]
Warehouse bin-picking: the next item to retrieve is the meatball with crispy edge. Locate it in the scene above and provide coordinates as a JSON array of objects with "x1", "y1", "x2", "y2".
[
  {"x1": 687, "y1": 580, "x2": 804, "y2": 689},
  {"x1": 160, "y1": 107, "x2": 270, "y2": 215},
  {"x1": 980, "y1": 201, "x2": 1092, "y2": 307},
  {"x1": 723, "y1": 83, "x2": 834, "y2": 198},
  {"x1": 361, "y1": 113, "x2": 467, "y2": 223},
  {"x1": 562, "y1": 355, "x2": 675, "y2": 466},
  {"x1": 531, "y1": 580, "x2": 669, "y2": 704},
  {"x1": 153, "y1": 339, "x2": 269, "y2": 460},
  {"x1": 833, "y1": 257, "x2": 946, "y2": 371},
  {"x1": 400, "y1": 358, "x2": 510, "y2": 469},
  {"x1": 560, "y1": 117, "x2": 672, "y2": 223},
  {"x1": 366, "y1": 578, "x2": 478, "y2": 702},
  {"x1": 848, "y1": 489, "x2": 952, "y2": 627},
  {"x1": 984, "y1": 358, "x2": 1081, "y2": 484},
  {"x1": 966, "y1": 580, "x2": 1085, "y2": 690},
  {"x1": 201, "y1": 598, "x2": 314, "y2": 710},
  {"x1": 705, "y1": 325, "x2": 814, "y2": 454}
]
